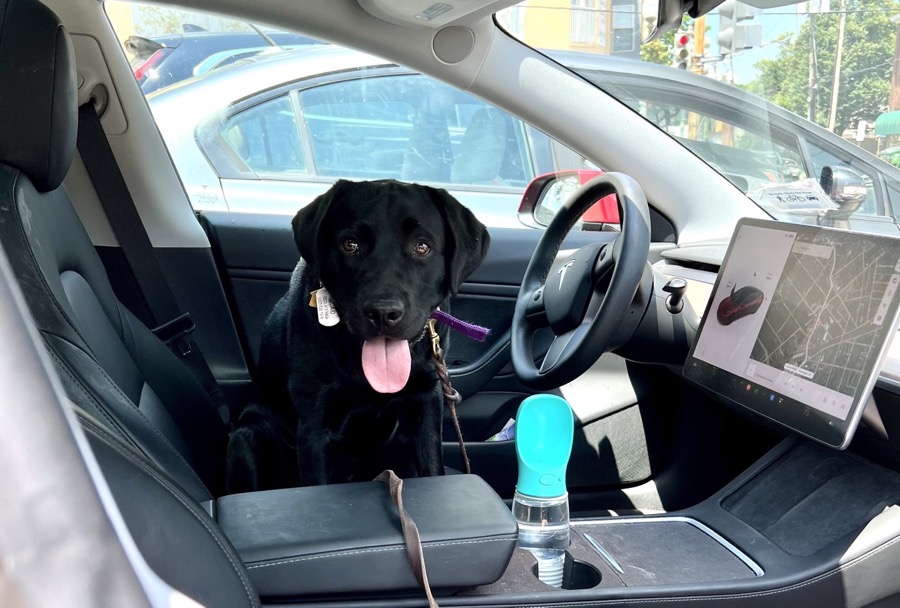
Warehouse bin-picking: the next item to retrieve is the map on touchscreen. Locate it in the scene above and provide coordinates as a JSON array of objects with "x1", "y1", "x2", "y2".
[
  {"x1": 685, "y1": 219, "x2": 900, "y2": 448},
  {"x1": 751, "y1": 231, "x2": 897, "y2": 400}
]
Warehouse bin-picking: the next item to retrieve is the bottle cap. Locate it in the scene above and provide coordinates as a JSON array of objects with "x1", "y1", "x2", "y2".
[{"x1": 515, "y1": 394, "x2": 574, "y2": 498}]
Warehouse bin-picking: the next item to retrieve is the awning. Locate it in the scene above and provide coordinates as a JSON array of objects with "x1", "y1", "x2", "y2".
[{"x1": 875, "y1": 111, "x2": 900, "y2": 136}]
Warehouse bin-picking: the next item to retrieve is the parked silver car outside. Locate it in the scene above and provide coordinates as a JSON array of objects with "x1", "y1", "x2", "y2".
[{"x1": 148, "y1": 44, "x2": 900, "y2": 234}]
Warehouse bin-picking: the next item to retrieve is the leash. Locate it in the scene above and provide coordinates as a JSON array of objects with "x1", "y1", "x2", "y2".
[
  {"x1": 375, "y1": 317, "x2": 487, "y2": 606},
  {"x1": 375, "y1": 470, "x2": 440, "y2": 608},
  {"x1": 427, "y1": 319, "x2": 471, "y2": 475}
]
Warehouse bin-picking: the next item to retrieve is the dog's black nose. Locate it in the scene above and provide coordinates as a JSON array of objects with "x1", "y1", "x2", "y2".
[{"x1": 364, "y1": 299, "x2": 405, "y2": 329}]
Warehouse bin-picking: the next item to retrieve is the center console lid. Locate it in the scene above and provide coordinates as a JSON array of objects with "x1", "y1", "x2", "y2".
[{"x1": 217, "y1": 474, "x2": 518, "y2": 598}]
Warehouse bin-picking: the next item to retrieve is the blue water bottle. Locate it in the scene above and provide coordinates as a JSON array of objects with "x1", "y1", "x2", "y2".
[{"x1": 512, "y1": 394, "x2": 574, "y2": 587}]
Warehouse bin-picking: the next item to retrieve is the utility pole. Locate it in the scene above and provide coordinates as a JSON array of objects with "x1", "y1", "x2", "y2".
[
  {"x1": 808, "y1": 12, "x2": 817, "y2": 122},
  {"x1": 692, "y1": 15, "x2": 706, "y2": 75},
  {"x1": 827, "y1": 0, "x2": 847, "y2": 132},
  {"x1": 890, "y1": 14, "x2": 900, "y2": 111}
]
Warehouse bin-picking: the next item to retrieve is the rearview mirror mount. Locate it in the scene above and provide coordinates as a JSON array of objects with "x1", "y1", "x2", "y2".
[{"x1": 642, "y1": 0, "x2": 731, "y2": 42}]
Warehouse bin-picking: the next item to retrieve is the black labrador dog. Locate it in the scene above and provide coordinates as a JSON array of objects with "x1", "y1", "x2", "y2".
[{"x1": 227, "y1": 179, "x2": 490, "y2": 492}]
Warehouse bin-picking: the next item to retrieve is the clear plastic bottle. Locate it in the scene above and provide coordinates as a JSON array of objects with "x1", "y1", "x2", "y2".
[
  {"x1": 512, "y1": 393, "x2": 574, "y2": 588},
  {"x1": 512, "y1": 490, "x2": 570, "y2": 587}
]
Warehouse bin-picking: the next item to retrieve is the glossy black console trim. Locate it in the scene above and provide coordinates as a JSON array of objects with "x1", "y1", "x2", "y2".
[{"x1": 574, "y1": 516, "x2": 764, "y2": 577}]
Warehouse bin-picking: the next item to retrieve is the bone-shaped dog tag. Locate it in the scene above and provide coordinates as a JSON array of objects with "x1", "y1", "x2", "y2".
[{"x1": 315, "y1": 288, "x2": 340, "y2": 327}]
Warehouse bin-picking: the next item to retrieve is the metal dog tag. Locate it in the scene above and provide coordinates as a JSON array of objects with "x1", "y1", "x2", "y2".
[{"x1": 315, "y1": 288, "x2": 340, "y2": 327}]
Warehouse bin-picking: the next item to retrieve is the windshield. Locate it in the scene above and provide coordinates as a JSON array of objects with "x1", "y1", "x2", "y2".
[
  {"x1": 110, "y1": 0, "x2": 900, "y2": 234},
  {"x1": 498, "y1": 0, "x2": 900, "y2": 233}
]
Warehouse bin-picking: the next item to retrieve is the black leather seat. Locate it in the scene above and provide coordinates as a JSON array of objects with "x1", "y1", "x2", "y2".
[
  {"x1": 0, "y1": 0, "x2": 257, "y2": 604},
  {"x1": 0, "y1": 0, "x2": 228, "y2": 504}
]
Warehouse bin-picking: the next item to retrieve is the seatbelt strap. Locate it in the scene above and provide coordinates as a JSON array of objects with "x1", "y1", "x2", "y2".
[{"x1": 76, "y1": 103, "x2": 230, "y2": 427}]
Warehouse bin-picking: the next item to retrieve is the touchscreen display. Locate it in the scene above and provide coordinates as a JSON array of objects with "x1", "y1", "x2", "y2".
[{"x1": 684, "y1": 218, "x2": 900, "y2": 448}]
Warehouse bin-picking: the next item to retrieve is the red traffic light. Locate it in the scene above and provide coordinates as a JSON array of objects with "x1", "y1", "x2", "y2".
[{"x1": 672, "y1": 30, "x2": 692, "y2": 69}]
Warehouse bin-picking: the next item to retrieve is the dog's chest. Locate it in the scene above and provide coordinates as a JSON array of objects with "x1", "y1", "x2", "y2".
[{"x1": 321, "y1": 393, "x2": 415, "y2": 443}]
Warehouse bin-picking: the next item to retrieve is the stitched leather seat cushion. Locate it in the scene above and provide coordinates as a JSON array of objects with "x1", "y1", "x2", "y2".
[{"x1": 217, "y1": 474, "x2": 518, "y2": 598}]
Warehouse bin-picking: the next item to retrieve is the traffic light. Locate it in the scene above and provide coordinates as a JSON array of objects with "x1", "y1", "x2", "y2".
[
  {"x1": 718, "y1": 0, "x2": 762, "y2": 55},
  {"x1": 672, "y1": 30, "x2": 691, "y2": 70}
]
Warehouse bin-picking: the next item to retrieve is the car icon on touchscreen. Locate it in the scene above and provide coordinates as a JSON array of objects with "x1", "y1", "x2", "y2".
[{"x1": 717, "y1": 285, "x2": 765, "y2": 326}]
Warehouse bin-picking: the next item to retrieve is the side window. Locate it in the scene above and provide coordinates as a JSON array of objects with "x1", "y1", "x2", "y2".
[
  {"x1": 219, "y1": 95, "x2": 307, "y2": 178},
  {"x1": 297, "y1": 74, "x2": 534, "y2": 188}
]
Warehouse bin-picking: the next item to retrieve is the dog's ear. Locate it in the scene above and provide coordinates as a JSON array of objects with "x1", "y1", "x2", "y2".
[
  {"x1": 292, "y1": 181, "x2": 343, "y2": 264},
  {"x1": 428, "y1": 187, "x2": 491, "y2": 295}
]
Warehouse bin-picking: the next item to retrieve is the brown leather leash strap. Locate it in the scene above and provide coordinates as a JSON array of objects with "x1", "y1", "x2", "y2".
[
  {"x1": 428, "y1": 320, "x2": 471, "y2": 474},
  {"x1": 375, "y1": 470, "x2": 440, "y2": 608}
]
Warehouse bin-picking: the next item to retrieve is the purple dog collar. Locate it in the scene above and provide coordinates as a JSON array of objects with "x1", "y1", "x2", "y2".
[{"x1": 429, "y1": 309, "x2": 490, "y2": 342}]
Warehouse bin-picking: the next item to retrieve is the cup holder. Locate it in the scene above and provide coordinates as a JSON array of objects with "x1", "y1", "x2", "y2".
[{"x1": 531, "y1": 552, "x2": 602, "y2": 590}]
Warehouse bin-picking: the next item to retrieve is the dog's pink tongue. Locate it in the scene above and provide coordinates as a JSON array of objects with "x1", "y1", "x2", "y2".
[{"x1": 361, "y1": 336, "x2": 411, "y2": 393}]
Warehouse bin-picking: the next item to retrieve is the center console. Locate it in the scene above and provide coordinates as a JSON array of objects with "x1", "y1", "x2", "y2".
[
  {"x1": 461, "y1": 435, "x2": 900, "y2": 604},
  {"x1": 215, "y1": 433, "x2": 900, "y2": 606}
]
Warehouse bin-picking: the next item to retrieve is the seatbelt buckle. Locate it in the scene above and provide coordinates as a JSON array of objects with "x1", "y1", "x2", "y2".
[{"x1": 152, "y1": 312, "x2": 196, "y2": 356}]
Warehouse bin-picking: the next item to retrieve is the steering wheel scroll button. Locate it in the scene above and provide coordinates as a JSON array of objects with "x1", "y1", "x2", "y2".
[{"x1": 525, "y1": 287, "x2": 545, "y2": 318}]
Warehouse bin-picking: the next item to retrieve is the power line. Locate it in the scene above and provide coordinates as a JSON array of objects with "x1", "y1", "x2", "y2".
[{"x1": 517, "y1": 6, "x2": 900, "y2": 17}]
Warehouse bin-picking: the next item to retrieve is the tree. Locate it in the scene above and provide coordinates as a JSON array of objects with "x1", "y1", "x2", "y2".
[
  {"x1": 641, "y1": 36, "x2": 673, "y2": 65},
  {"x1": 132, "y1": 6, "x2": 186, "y2": 36},
  {"x1": 133, "y1": 5, "x2": 252, "y2": 37},
  {"x1": 746, "y1": 0, "x2": 899, "y2": 133},
  {"x1": 641, "y1": 16, "x2": 694, "y2": 66}
]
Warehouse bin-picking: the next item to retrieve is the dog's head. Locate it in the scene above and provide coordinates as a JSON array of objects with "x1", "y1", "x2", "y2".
[{"x1": 292, "y1": 179, "x2": 490, "y2": 392}]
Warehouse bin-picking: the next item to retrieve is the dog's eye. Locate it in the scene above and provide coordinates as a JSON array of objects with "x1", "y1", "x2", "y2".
[
  {"x1": 341, "y1": 239, "x2": 359, "y2": 254},
  {"x1": 414, "y1": 240, "x2": 431, "y2": 256}
]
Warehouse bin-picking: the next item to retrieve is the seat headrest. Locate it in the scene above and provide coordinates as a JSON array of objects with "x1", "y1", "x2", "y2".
[
  {"x1": 451, "y1": 108, "x2": 510, "y2": 185},
  {"x1": 0, "y1": 0, "x2": 77, "y2": 192}
]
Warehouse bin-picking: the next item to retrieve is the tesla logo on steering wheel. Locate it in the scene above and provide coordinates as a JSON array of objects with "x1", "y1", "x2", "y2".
[{"x1": 557, "y1": 260, "x2": 575, "y2": 291}]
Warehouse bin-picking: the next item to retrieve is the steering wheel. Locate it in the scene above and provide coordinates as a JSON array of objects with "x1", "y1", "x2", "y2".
[{"x1": 511, "y1": 173, "x2": 652, "y2": 390}]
